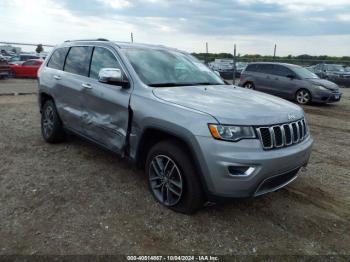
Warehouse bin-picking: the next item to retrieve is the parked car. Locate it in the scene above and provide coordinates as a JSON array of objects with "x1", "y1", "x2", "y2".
[
  {"x1": 38, "y1": 40, "x2": 313, "y2": 213},
  {"x1": 313, "y1": 63, "x2": 350, "y2": 87},
  {"x1": 10, "y1": 59, "x2": 43, "y2": 78},
  {"x1": 239, "y1": 62, "x2": 342, "y2": 104},
  {"x1": 305, "y1": 65, "x2": 315, "y2": 73},
  {"x1": 0, "y1": 56, "x2": 11, "y2": 79},
  {"x1": 9, "y1": 54, "x2": 40, "y2": 64}
]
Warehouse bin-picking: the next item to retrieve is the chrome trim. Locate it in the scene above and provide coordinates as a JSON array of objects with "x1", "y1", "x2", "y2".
[{"x1": 256, "y1": 118, "x2": 308, "y2": 150}]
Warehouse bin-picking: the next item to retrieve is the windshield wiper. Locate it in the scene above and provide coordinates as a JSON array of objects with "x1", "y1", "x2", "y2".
[{"x1": 148, "y1": 82, "x2": 222, "y2": 87}]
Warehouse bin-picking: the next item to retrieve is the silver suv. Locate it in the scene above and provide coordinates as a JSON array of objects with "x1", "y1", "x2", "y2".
[{"x1": 38, "y1": 39, "x2": 313, "y2": 214}]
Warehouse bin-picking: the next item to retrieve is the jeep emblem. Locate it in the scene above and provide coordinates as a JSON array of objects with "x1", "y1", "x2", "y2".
[{"x1": 288, "y1": 114, "x2": 296, "y2": 120}]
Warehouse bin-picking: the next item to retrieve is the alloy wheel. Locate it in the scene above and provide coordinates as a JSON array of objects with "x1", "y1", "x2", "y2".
[
  {"x1": 296, "y1": 90, "x2": 310, "y2": 104},
  {"x1": 42, "y1": 105, "x2": 54, "y2": 138},
  {"x1": 149, "y1": 155, "x2": 183, "y2": 206}
]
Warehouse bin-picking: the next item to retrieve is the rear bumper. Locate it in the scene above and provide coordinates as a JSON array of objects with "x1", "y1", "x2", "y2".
[{"x1": 194, "y1": 135, "x2": 313, "y2": 199}]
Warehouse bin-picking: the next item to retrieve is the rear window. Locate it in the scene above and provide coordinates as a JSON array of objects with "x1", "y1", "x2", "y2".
[
  {"x1": 47, "y1": 48, "x2": 69, "y2": 70},
  {"x1": 64, "y1": 46, "x2": 93, "y2": 77}
]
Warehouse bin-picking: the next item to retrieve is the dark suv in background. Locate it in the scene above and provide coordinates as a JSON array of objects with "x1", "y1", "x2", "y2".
[
  {"x1": 239, "y1": 62, "x2": 342, "y2": 104},
  {"x1": 313, "y1": 63, "x2": 350, "y2": 87}
]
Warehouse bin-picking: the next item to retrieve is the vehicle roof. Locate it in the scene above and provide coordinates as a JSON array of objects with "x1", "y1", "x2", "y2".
[
  {"x1": 247, "y1": 62, "x2": 304, "y2": 70},
  {"x1": 60, "y1": 39, "x2": 185, "y2": 53}
]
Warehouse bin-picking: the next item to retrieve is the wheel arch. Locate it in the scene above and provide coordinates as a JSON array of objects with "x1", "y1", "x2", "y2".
[
  {"x1": 39, "y1": 92, "x2": 55, "y2": 112},
  {"x1": 135, "y1": 127, "x2": 209, "y2": 194}
]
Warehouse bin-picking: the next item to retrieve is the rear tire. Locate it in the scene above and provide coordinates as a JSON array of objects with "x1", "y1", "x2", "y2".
[
  {"x1": 145, "y1": 140, "x2": 204, "y2": 214},
  {"x1": 41, "y1": 100, "x2": 65, "y2": 143},
  {"x1": 243, "y1": 82, "x2": 255, "y2": 89}
]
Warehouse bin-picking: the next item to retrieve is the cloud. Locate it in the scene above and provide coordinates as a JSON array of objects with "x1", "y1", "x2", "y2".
[
  {"x1": 0, "y1": 0, "x2": 349, "y2": 55},
  {"x1": 97, "y1": 0, "x2": 132, "y2": 9}
]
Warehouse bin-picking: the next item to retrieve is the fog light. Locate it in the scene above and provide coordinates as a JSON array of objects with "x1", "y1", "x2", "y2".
[{"x1": 228, "y1": 166, "x2": 255, "y2": 177}]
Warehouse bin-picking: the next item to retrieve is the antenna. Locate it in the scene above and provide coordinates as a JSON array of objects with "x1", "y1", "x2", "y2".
[{"x1": 131, "y1": 32, "x2": 134, "y2": 43}]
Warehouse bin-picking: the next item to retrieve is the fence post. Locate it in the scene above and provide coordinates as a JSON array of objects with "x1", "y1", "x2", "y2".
[{"x1": 233, "y1": 44, "x2": 237, "y2": 84}]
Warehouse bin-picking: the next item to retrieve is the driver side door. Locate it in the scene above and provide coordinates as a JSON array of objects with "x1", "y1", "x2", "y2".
[{"x1": 80, "y1": 46, "x2": 132, "y2": 154}]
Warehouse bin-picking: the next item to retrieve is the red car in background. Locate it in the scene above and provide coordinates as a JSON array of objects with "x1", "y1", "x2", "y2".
[{"x1": 10, "y1": 59, "x2": 43, "y2": 78}]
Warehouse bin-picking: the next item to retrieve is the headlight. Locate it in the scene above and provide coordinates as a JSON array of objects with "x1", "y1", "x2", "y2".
[
  {"x1": 208, "y1": 124, "x2": 256, "y2": 142},
  {"x1": 314, "y1": 85, "x2": 328, "y2": 91}
]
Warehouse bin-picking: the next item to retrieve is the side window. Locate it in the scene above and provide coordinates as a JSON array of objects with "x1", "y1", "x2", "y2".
[
  {"x1": 259, "y1": 64, "x2": 274, "y2": 74},
  {"x1": 64, "y1": 46, "x2": 93, "y2": 77},
  {"x1": 90, "y1": 47, "x2": 121, "y2": 79},
  {"x1": 273, "y1": 65, "x2": 294, "y2": 77},
  {"x1": 47, "y1": 48, "x2": 69, "y2": 70},
  {"x1": 245, "y1": 64, "x2": 259, "y2": 72}
]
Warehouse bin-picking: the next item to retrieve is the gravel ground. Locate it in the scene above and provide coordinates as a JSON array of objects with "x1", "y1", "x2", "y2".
[{"x1": 0, "y1": 79, "x2": 349, "y2": 255}]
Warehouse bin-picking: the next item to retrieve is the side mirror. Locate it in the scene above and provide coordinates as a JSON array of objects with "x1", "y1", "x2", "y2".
[{"x1": 98, "y1": 68, "x2": 129, "y2": 88}]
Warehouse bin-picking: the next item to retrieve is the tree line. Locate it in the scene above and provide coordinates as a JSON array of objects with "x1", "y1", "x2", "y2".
[{"x1": 192, "y1": 53, "x2": 350, "y2": 66}]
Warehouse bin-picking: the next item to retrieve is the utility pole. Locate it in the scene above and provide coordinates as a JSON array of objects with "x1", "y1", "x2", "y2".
[
  {"x1": 131, "y1": 32, "x2": 134, "y2": 43},
  {"x1": 273, "y1": 44, "x2": 277, "y2": 61},
  {"x1": 205, "y1": 42, "x2": 209, "y2": 65},
  {"x1": 233, "y1": 43, "x2": 237, "y2": 84}
]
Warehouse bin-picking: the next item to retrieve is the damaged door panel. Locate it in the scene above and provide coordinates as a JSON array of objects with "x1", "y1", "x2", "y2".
[
  {"x1": 79, "y1": 46, "x2": 132, "y2": 154},
  {"x1": 80, "y1": 81, "x2": 131, "y2": 154}
]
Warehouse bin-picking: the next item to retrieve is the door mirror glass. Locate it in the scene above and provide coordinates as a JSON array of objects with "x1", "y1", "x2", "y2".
[
  {"x1": 98, "y1": 68, "x2": 129, "y2": 87},
  {"x1": 286, "y1": 74, "x2": 295, "y2": 79}
]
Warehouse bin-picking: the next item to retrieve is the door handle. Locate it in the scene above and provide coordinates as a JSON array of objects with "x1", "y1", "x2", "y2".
[
  {"x1": 82, "y1": 83, "x2": 92, "y2": 89},
  {"x1": 53, "y1": 75, "x2": 61, "y2": 80}
]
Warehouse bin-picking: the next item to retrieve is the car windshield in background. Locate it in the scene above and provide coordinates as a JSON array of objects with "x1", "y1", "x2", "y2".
[
  {"x1": 327, "y1": 65, "x2": 345, "y2": 72},
  {"x1": 292, "y1": 66, "x2": 319, "y2": 79},
  {"x1": 122, "y1": 48, "x2": 224, "y2": 87}
]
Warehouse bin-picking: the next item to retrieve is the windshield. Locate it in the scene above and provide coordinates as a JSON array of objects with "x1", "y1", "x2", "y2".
[
  {"x1": 326, "y1": 64, "x2": 345, "y2": 72},
  {"x1": 292, "y1": 66, "x2": 319, "y2": 79},
  {"x1": 122, "y1": 48, "x2": 224, "y2": 87}
]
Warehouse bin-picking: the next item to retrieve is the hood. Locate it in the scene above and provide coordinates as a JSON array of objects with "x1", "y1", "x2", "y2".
[
  {"x1": 307, "y1": 78, "x2": 339, "y2": 90},
  {"x1": 153, "y1": 85, "x2": 304, "y2": 125}
]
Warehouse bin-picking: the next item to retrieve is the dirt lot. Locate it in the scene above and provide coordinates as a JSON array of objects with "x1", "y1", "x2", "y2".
[{"x1": 0, "y1": 79, "x2": 349, "y2": 255}]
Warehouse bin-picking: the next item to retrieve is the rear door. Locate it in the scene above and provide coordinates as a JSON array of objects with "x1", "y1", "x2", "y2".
[
  {"x1": 256, "y1": 64, "x2": 276, "y2": 94},
  {"x1": 79, "y1": 46, "x2": 132, "y2": 153},
  {"x1": 59, "y1": 46, "x2": 94, "y2": 133}
]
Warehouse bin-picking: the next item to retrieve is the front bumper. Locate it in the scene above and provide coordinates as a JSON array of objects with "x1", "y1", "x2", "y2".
[
  {"x1": 194, "y1": 135, "x2": 313, "y2": 199},
  {"x1": 311, "y1": 89, "x2": 342, "y2": 103}
]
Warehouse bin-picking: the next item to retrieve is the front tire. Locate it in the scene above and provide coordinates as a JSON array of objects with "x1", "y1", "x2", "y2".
[
  {"x1": 41, "y1": 100, "x2": 65, "y2": 143},
  {"x1": 296, "y1": 89, "x2": 311, "y2": 105},
  {"x1": 145, "y1": 140, "x2": 204, "y2": 214}
]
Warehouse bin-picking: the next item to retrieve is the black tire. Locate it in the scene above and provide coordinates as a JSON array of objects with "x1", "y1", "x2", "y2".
[
  {"x1": 145, "y1": 140, "x2": 204, "y2": 214},
  {"x1": 243, "y1": 82, "x2": 255, "y2": 89},
  {"x1": 41, "y1": 100, "x2": 65, "y2": 143},
  {"x1": 295, "y1": 89, "x2": 312, "y2": 105}
]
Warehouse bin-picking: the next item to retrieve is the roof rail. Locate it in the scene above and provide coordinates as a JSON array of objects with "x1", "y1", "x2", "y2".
[{"x1": 64, "y1": 38, "x2": 109, "y2": 42}]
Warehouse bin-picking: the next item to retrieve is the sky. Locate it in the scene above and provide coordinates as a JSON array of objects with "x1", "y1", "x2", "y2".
[{"x1": 0, "y1": 0, "x2": 350, "y2": 56}]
